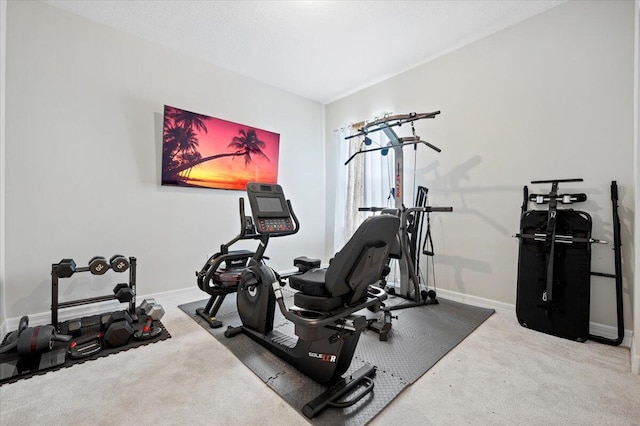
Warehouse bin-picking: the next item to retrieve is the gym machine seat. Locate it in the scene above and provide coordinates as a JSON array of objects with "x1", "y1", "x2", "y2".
[{"x1": 289, "y1": 216, "x2": 397, "y2": 312}]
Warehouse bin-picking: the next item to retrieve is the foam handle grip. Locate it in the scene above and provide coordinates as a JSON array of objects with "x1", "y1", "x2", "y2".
[{"x1": 611, "y1": 181, "x2": 618, "y2": 201}]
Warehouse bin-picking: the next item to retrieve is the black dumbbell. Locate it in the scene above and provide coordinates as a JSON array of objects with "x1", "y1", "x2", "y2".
[
  {"x1": 89, "y1": 256, "x2": 109, "y2": 275},
  {"x1": 113, "y1": 283, "x2": 135, "y2": 303},
  {"x1": 136, "y1": 298, "x2": 156, "y2": 315},
  {"x1": 134, "y1": 300, "x2": 165, "y2": 341},
  {"x1": 67, "y1": 319, "x2": 82, "y2": 337},
  {"x1": 143, "y1": 302, "x2": 165, "y2": 321},
  {"x1": 55, "y1": 259, "x2": 77, "y2": 278},
  {"x1": 109, "y1": 255, "x2": 130, "y2": 273},
  {"x1": 66, "y1": 314, "x2": 108, "y2": 337},
  {"x1": 103, "y1": 311, "x2": 134, "y2": 348},
  {"x1": 0, "y1": 316, "x2": 29, "y2": 353}
]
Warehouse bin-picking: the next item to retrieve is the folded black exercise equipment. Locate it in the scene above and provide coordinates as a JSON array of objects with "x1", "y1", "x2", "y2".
[
  {"x1": 346, "y1": 113, "x2": 453, "y2": 311},
  {"x1": 222, "y1": 182, "x2": 397, "y2": 419},
  {"x1": 514, "y1": 179, "x2": 624, "y2": 345}
]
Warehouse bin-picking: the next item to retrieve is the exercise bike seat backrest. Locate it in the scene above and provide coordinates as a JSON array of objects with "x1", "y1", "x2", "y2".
[{"x1": 288, "y1": 215, "x2": 400, "y2": 312}]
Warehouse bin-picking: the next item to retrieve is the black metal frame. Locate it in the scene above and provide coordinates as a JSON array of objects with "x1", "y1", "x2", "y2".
[
  {"x1": 346, "y1": 112, "x2": 452, "y2": 305},
  {"x1": 51, "y1": 256, "x2": 137, "y2": 328},
  {"x1": 225, "y1": 183, "x2": 391, "y2": 418},
  {"x1": 516, "y1": 179, "x2": 624, "y2": 346}
]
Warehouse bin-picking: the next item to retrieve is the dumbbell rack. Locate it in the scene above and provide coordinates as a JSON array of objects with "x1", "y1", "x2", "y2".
[{"x1": 51, "y1": 257, "x2": 137, "y2": 327}]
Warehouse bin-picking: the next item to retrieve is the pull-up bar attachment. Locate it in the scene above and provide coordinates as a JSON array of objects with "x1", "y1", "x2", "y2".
[
  {"x1": 344, "y1": 137, "x2": 440, "y2": 165},
  {"x1": 345, "y1": 111, "x2": 441, "y2": 140}
]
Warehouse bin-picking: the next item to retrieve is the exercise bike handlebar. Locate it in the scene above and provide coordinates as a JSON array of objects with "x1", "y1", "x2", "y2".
[
  {"x1": 271, "y1": 283, "x2": 388, "y2": 328},
  {"x1": 222, "y1": 198, "x2": 262, "y2": 250},
  {"x1": 275, "y1": 199, "x2": 300, "y2": 237},
  {"x1": 238, "y1": 197, "x2": 249, "y2": 239}
]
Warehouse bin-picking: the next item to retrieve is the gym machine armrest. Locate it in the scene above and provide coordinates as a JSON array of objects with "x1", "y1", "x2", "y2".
[{"x1": 270, "y1": 282, "x2": 388, "y2": 328}]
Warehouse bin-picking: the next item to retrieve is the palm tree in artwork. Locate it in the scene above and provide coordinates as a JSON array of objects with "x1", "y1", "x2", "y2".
[
  {"x1": 169, "y1": 108, "x2": 209, "y2": 134},
  {"x1": 176, "y1": 150, "x2": 203, "y2": 181},
  {"x1": 168, "y1": 127, "x2": 269, "y2": 176},
  {"x1": 228, "y1": 128, "x2": 269, "y2": 166},
  {"x1": 162, "y1": 124, "x2": 200, "y2": 174}
]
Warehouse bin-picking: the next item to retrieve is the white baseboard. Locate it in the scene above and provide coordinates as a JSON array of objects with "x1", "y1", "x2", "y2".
[
  {"x1": 589, "y1": 322, "x2": 634, "y2": 348},
  {"x1": 0, "y1": 320, "x2": 7, "y2": 343},
  {"x1": 2, "y1": 298, "x2": 123, "y2": 335},
  {"x1": 435, "y1": 288, "x2": 515, "y2": 317},
  {"x1": 435, "y1": 287, "x2": 633, "y2": 348},
  {"x1": 631, "y1": 339, "x2": 640, "y2": 374},
  {"x1": 140, "y1": 285, "x2": 202, "y2": 303},
  {"x1": 0, "y1": 288, "x2": 200, "y2": 342},
  {"x1": 0, "y1": 285, "x2": 636, "y2": 354}
]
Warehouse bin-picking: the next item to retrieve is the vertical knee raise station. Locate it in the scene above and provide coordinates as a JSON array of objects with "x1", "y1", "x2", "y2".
[
  {"x1": 515, "y1": 179, "x2": 624, "y2": 345},
  {"x1": 224, "y1": 183, "x2": 398, "y2": 418}
]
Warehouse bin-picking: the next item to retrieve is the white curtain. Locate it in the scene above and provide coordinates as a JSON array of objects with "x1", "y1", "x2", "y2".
[
  {"x1": 344, "y1": 122, "x2": 366, "y2": 243},
  {"x1": 364, "y1": 133, "x2": 394, "y2": 210},
  {"x1": 333, "y1": 128, "x2": 349, "y2": 252},
  {"x1": 335, "y1": 123, "x2": 394, "y2": 253}
]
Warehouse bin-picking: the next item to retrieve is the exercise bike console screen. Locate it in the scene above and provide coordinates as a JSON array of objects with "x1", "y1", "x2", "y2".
[
  {"x1": 255, "y1": 196, "x2": 283, "y2": 213},
  {"x1": 246, "y1": 183, "x2": 294, "y2": 234}
]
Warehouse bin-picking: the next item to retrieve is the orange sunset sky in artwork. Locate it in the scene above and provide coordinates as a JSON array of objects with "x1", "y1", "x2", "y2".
[{"x1": 163, "y1": 105, "x2": 279, "y2": 191}]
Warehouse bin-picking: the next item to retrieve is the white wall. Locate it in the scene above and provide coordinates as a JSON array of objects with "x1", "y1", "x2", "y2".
[
  {"x1": 0, "y1": 0, "x2": 8, "y2": 331},
  {"x1": 4, "y1": 1, "x2": 325, "y2": 319},
  {"x1": 326, "y1": 0, "x2": 635, "y2": 331},
  {"x1": 633, "y1": 0, "x2": 640, "y2": 374}
]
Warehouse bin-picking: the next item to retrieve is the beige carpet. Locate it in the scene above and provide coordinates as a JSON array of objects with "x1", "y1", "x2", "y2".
[{"x1": 1, "y1": 288, "x2": 638, "y2": 425}]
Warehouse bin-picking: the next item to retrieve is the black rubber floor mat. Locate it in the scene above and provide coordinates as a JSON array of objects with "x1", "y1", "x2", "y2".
[
  {"x1": 0, "y1": 311, "x2": 171, "y2": 385},
  {"x1": 180, "y1": 290, "x2": 493, "y2": 425}
]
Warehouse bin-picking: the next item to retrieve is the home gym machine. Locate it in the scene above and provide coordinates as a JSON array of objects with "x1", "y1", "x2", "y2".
[
  {"x1": 225, "y1": 183, "x2": 398, "y2": 418},
  {"x1": 515, "y1": 179, "x2": 624, "y2": 345},
  {"x1": 345, "y1": 112, "x2": 453, "y2": 310}
]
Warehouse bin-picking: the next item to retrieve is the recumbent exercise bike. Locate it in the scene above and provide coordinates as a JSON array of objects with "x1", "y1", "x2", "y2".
[{"x1": 199, "y1": 182, "x2": 399, "y2": 418}]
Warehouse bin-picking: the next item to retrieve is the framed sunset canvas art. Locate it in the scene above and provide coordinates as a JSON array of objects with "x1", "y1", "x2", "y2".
[{"x1": 161, "y1": 105, "x2": 280, "y2": 190}]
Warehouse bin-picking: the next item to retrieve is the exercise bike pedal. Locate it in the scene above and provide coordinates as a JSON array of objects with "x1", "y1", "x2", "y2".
[
  {"x1": 224, "y1": 325, "x2": 244, "y2": 338},
  {"x1": 367, "y1": 308, "x2": 395, "y2": 341}
]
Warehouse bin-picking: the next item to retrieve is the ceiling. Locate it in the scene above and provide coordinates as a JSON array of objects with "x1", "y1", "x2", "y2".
[{"x1": 45, "y1": 0, "x2": 566, "y2": 104}]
